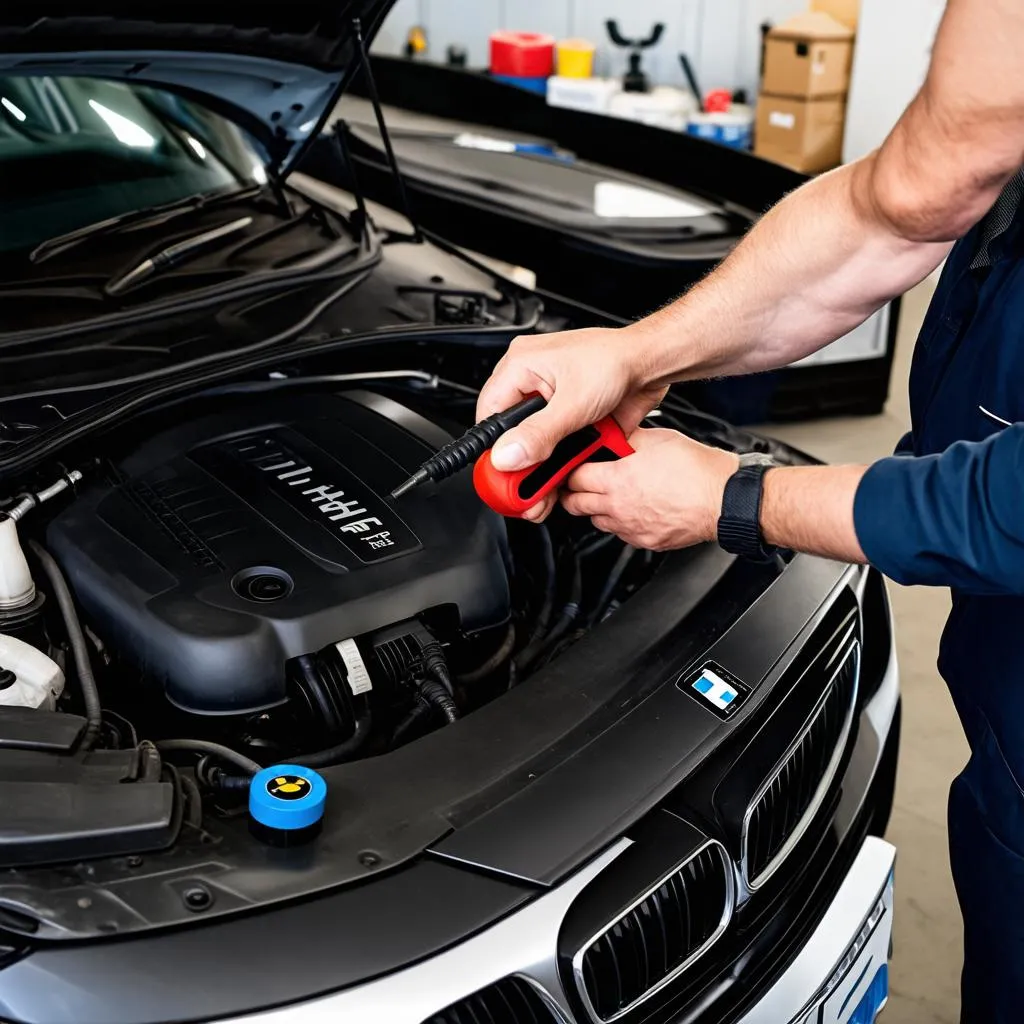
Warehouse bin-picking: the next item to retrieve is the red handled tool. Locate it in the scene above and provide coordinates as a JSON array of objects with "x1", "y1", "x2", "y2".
[{"x1": 473, "y1": 416, "x2": 634, "y2": 517}]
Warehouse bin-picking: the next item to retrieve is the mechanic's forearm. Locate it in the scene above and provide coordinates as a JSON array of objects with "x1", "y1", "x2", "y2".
[
  {"x1": 756, "y1": 465, "x2": 869, "y2": 564},
  {"x1": 626, "y1": 157, "x2": 950, "y2": 386}
]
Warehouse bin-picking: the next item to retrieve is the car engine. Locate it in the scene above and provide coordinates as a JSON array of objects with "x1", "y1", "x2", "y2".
[
  {"x1": 0, "y1": 371, "x2": 789, "y2": 796},
  {"x1": 44, "y1": 389, "x2": 512, "y2": 762}
]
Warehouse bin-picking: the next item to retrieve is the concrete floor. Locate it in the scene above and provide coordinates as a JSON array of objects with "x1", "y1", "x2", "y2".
[{"x1": 765, "y1": 279, "x2": 968, "y2": 1023}]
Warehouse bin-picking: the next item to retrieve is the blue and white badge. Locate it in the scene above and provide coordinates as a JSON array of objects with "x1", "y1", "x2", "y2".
[
  {"x1": 692, "y1": 668, "x2": 738, "y2": 710},
  {"x1": 680, "y1": 664, "x2": 748, "y2": 718}
]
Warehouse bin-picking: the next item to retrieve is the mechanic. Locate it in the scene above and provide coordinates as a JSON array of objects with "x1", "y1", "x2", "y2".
[{"x1": 477, "y1": 2, "x2": 1024, "y2": 1020}]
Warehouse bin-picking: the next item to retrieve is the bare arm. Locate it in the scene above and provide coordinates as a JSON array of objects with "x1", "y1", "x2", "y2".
[
  {"x1": 480, "y1": 0, "x2": 1024, "y2": 512},
  {"x1": 635, "y1": 0, "x2": 1024, "y2": 384}
]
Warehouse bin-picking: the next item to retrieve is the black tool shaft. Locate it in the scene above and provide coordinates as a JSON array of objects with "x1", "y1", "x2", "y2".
[{"x1": 390, "y1": 394, "x2": 546, "y2": 499}]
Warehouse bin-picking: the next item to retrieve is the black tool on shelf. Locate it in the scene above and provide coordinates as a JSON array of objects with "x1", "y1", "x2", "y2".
[{"x1": 606, "y1": 20, "x2": 666, "y2": 93}]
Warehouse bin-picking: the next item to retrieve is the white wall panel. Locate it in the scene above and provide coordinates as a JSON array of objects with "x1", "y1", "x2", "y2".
[
  {"x1": 503, "y1": 0, "x2": 573, "y2": 41},
  {"x1": 843, "y1": 0, "x2": 945, "y2": 161},
  {"x1": 371, "y1": 0, "x2": 424, "y2": 56},
  {"x1": 422, "y1": 0, "x2": 503, "y2": 67}
]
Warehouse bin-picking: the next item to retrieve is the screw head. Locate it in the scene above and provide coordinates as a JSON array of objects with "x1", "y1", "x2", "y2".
[
  {"x1": 358, "y1": 851, "x2": 381, "y2": 868},
  {"x1": 126, "y1": 855, "x2": 143, "y2": 869},
  {"x1": 183, "y1": 886, "x2": 213, "y2": 911}
]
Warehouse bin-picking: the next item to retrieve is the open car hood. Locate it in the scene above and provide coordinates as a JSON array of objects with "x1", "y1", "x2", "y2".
[{"x1": 0, "y1": 3, "x2": 394, "y2": 176}]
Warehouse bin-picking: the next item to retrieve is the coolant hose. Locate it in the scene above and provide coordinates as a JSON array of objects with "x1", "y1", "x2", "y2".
[
  {"x1": 156, "y1": 738, "x2": 262, "y2": 776},
  {"x1": 28, "y1": 540, "x2": 102, "y2": 749},
  {"x1": 418, "y1": 678, "x2": 460, "y2": 725},
  {"x1": 293, "y1": 711, "x2": 372, "y2": 768}
]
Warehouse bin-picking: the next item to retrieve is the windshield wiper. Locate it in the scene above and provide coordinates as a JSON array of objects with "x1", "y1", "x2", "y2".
[
  {"x1": 104, "y1": 216, "x2": 254, "y2": 296},
  {"x1": 29, "y1": 185, "x2": 263, "y2": 266}
]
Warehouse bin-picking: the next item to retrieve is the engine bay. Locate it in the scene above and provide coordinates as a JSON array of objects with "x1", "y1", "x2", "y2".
[{"x1": 0, "y1": 362, "x2": 798, "y2": 900}]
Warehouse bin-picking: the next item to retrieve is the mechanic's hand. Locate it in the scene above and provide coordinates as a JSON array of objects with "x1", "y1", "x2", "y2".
[
  {"x1": 477, "y1": 327, "x2": 667, "y2": 522},
  {"x1": 561, "y1": 428, "x2": 740, "y2": 550}
]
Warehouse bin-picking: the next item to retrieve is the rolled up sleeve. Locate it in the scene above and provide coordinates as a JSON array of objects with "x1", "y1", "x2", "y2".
[{"x1": 854, "y1": 424, "x2": 1024, "y2": 595}]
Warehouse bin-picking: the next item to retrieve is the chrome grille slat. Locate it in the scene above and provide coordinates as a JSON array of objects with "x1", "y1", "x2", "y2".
[
  {"x1": 425, "y1": 976, "x2": 557, "y2": 1024},
  {"x1": 742, "y1": 637, "x2": 860, "y2": 890},
  {"x1": 573, "y1": 840, "x2": 734, "y2": 1023}
]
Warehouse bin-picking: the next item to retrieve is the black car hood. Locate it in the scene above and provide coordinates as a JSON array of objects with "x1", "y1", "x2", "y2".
[{"x1": 0, "y1": 3, "x2": 395, "y2": 175}]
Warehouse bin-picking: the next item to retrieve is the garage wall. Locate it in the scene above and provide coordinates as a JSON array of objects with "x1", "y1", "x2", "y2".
[{"x1": 373, "y1": 0, "x2": 806, "y2": 98}]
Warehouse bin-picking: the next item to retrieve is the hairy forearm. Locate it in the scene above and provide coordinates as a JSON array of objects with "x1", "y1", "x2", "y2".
[
  {"x1": 629, "y1": 158, "x2": 950, "y2": 386},
  {"x1": 759, "y1": 465, "x2": 869, "y2": 563}
]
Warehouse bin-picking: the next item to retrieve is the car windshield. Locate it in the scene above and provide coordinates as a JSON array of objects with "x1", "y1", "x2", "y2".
[{"x1": 0, "y1": 75, "x2": 267, "y2": 255}]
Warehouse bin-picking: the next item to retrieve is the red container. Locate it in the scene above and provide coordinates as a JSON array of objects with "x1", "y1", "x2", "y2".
[
  {"x1": 489, "y1": 30, "x2": 555, "y2": 78},
  {"x1": 704, "y1": 88, "x2": 733, "y2": 114}
]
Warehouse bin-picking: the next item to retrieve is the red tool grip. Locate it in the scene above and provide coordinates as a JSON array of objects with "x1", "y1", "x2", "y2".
[{"x1": 473, "y1": 416, "x2": 634, "y2": 518}]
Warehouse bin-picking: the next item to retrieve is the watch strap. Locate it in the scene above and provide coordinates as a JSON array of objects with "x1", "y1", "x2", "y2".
[{"x1": 717, "y1": 462, "x2": 776, "y2": 561}]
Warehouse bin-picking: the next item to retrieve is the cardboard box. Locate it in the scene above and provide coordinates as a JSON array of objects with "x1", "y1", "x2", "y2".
[
  {"x1": 755, "y1": 94, "x2": 846, "y2": 173},
  {"x1": 762, "y1": 12, "x2": 855, "y2": 99},
  {"x1": 811, "y1": 0, "x2": 860, "y2": 30}
]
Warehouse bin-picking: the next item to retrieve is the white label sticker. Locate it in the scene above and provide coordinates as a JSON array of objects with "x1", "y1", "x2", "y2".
[
  {"x1": 812, "y1": 59, "x2": 826, "y2": 75},
  {"x1": 336, "y1": 639, "x2": 373, "y2": 695},
  {"x1": 769, "y1": 111, "x2": 796, "y2": 130}
]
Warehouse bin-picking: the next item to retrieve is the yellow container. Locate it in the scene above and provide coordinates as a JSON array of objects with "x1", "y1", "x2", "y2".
[{"x1": 556, "y1": 38, "x2": 595, "y2": 79}]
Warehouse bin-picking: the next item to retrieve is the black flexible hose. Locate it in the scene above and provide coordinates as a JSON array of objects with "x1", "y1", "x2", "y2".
[
  {"x1": 588, "y1": 545, "x2": 638, "y2": 627},
  {"x1": 456, "y1": 623, "x2": 516, "y2": 685},
  {"x1": 417, "y1": 678, "x2": 460, "y2": 725},
  {"x1": 293, "y1": 711, "x2": 372, "y2": 768},
  {"x1": 137, "y1": 740, "x2": 162, "y2": 783},
  {"x1": 391, "y1": 695, "x2": 434, "y2": 746},
  {"x1": 28, "y1": 540, "x2": 102, "y2": 749},
  {"x1": 515, "y1": 545, "x2": 583, "y2": 674},
  {"x1": 525, "y1": 524, "x2": 556, "y2": 645},
  {"x1": 206, "y1": 767, "x2": 253, "y2": 794},
  {"x1": 180, "y1": 773, "x2": 204, "y2": 828},
  {"x1": 156, "y1": 739, "x2": 262, "y2": 776}
]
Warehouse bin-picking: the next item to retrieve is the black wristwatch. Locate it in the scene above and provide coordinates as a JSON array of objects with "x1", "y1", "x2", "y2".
[{"x1": 717, "y1": 452, "x2": 778, "y2": 561}]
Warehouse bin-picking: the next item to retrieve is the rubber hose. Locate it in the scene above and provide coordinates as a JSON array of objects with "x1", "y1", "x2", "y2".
[
  {"x1": 418, "y1": 678, "x2": 460, "y2": 724},
  {"x1": 28, "y1": 540, "x2": 102, "y2": 749},
  {"x1": 156, "y1": 739, "x2": 262, "y2": 776},
  {"x1": 456, "y1": 623, "x2": 516, "y2": 685},
  {"x1": 180, "y1": 773, "x2": 204, "y2": 828},
  {"x1": 293, "y1": 711, "x2": 372, "y2": 768},
  {"x1": 588, "y1": 545, "x2": 637, "y2": 627},
  {"x1": 391, "y1": 696, "x2": 433, "y2": 746},
  {"x1": 515, "y1": 547, "x2": 583, "y2": 673},
  {"x1": 526, "y1": 525, "x2": 556, "y2": 645},
  {"x1": 207, "y1": 769, "x2": 253, "y2": 794},
  {"x1": 137, "y1": 740, "x2": 163, "y2": 783}
]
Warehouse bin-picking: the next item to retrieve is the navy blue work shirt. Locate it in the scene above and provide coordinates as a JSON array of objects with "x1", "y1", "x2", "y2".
[{"x1": 854, "y1": 206, "x2": 1024, "y2": 776}]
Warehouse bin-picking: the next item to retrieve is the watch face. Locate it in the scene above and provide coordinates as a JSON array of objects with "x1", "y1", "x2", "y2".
[{"x1": 738, "y1": 452, "x2": 776, "y2": 469}]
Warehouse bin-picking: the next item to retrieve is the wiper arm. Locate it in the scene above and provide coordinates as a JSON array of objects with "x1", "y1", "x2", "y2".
[
  {"x1": 104, "y1": 217, "x2": 254, "y2": 297},
  {"x1": 29, "y1": 185, "x2": 262, "y2": 265}
]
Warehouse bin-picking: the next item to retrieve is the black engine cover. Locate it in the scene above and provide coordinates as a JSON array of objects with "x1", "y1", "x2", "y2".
[{"x1": 47, "y1": 391, "x2": 509, "y2": 715}]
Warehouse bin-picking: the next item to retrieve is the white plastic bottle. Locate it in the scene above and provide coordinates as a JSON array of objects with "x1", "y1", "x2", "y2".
[
  {"x1": 0, "y1": 514, "x2": 35, "y2": 610},
  {"x1": 0, "y1": 633, "x2": 64, "y2": 710}
]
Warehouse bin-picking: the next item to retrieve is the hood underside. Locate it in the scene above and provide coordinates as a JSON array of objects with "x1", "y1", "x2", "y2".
[{"x1": 0, "y1": 4, "x2": 394, "y2": 175}]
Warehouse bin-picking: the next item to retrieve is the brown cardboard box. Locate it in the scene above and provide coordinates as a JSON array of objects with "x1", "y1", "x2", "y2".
[
  {"x1": 755, "y1": 94, "x2": 846, "y2": 174},
  {"x1": 762, "y1": 12, "x2": 855, "y2": 99},
  {"x1": 811, "y1": 0, "x2": 860, "y2": 30}
]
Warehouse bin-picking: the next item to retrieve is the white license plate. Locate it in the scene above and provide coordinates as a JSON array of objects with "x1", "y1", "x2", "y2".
[{"x1": 803, "y1": 871, "x2": 894, "y2": 1024}]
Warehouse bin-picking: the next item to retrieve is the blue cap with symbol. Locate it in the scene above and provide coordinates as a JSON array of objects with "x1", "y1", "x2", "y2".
[{"x1": 249, "y1": 764, "x2": 327, "y2": 832}]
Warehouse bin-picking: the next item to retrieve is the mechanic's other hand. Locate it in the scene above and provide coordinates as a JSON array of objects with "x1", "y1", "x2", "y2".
[
  {"x1": 561, "y1": 428, "x2": 740, "y2": 550},
  {"x1": 476, "y1": 327, "x2": 666, "y2": 521}
]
